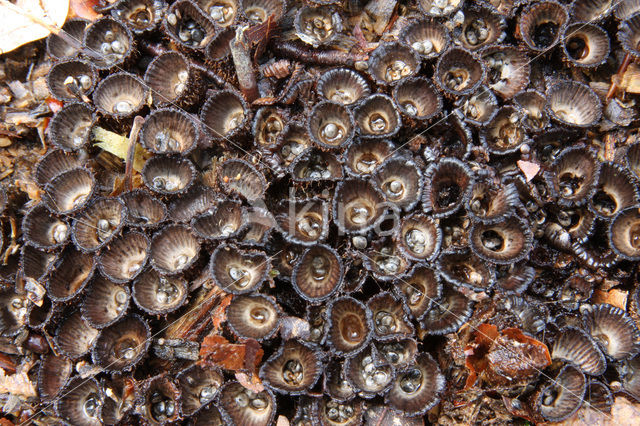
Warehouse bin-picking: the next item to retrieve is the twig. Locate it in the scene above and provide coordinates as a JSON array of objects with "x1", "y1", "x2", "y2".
[{"x1": 124, "y1": 116, "x2": 144, "y2": 192}]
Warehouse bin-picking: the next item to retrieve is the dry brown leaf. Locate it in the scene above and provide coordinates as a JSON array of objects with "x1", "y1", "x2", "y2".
[
  {"x1": 551, "y1": 396, "x2": 640, "y2": 425},
  {"x1": 617, "y1": 63, "x2": 640, "y2": 94},
  {"x1": 235, "y1": 371, "x2": 264, "y2": 393},
  {"x1": 199, "y1": 335, "x2": 264, "y2": 372},
  {"x1": 517, "y1": 160, "x2": 540, "y2": 182},
  {"x1": 211, "y1": 294, "x2": 233, "y2": 333},
  {"x1": 0, "y1": 369, "x2": 36, "y2": 398},
  {"x1": 0, "y1": 0, "x2": 69, "y2": 55},
  {"x1": 69, "y1": 0, "x2": 102, "y2": 20},
  {"x1": 593, "y1": 289, "x2": 628, "y2": 310}
]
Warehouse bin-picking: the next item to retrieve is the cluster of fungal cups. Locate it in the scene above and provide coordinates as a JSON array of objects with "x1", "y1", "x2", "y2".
[{"x1": 4, "y1": 0, "x2": 640, "y2": 424}]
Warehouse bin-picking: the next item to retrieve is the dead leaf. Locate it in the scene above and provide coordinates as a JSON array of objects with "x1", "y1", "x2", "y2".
[
  {"x1": 517, "y1": 160, "x2": 540, "y2": 182},
  {"x1": 0, "y1": 369, "x2": 36, "y2": 398},
  {"x1": 593, "y1": 289, "x2": 628, "y2": 310},
  {"x1": 276, "y1": 415, "x2": 290, "y2": 426},
  {"x1": 199, "y1": 335, "x2": 263, "y2": 372},
  {"x1": 552, "y1": 396, "x2": 640, "y2": 425},
  {"x1": 0, "y1": 0, "x2": 69, "y2": 55},
  {"x1": 279, "y1": 316, "x2": 310, "y2": 341},
  {"x1": 617, "y1": 63, "x2": 640, "y2": 94},
  {"x1": 235, "y1": 371, "x2": 264, "y2": 393},
  {"x1": 69, "y1": 0, "x2": 101, "y2": 20},
  {"x1": 93, "y1": 126, "x2": 151, "y2": 172},
  {"x1": 211, "y1": 294, "x2": 233, "y2": 333}
]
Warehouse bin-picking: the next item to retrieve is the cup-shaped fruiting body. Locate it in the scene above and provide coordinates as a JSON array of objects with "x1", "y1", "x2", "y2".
[
  {"x1": 48, "y1": 102, "x2": 96, "y2": 152},
  {"x1": 260, "y1": 340, "x2": 322, "y2": 395},
  {"x1": 395, "y1": 266, "x2": 442, "y2": 320},
  {"x1": 481, "y1": 46, "x2": 530, "y2": 100},
  {"x1": 373, "y1": 156, "x2": 422, "y2": 212},
  {"x1": 200, "y1": 89, "x2": 249, "y2": 142},
  {"x1": 482, "y1": 106, "x2": 529, "y2": 155},
  {"x1": 395, "y1": 214, "x2": 441, "y2": 262},
  {"x1": 418, "y1": 0, "x2": 463, "y2": 17},
  {"x1": 368, "y1": 292, "x2": 414, "y2": 341},
  {"x1": 469, "y1": 216, "x2": 533, "y2": 265},
  {"x1": 242, "y1": 0, "x2": 285, "y2": 24},
  {"x1": 385, "y1": 352, "x2": 444, "y2": 417},
  {"x1": 615, "y1": 0, "x2": 640, "y2": 20},
  {"x1": 546, "y1": 144, "x2": 600, "y2": 208},
  {"x1": 589, "y1": 162, "x2": 639, "y2": 219},
  {"x1": 364, "y1": 241, "x2": 410, "y2": 281},
  {"x1": 438, "y1": 249, "x2": 496, "y2": 291},
  {"x1": 217, "y1": 381, "x2": 276, "y2": 426},
  {"x1": 22, "y1": 203, "x2": 70, "y2": 250},
  {"x1": 419, "y1": 288, "x2": 473, "y2": 335},
  {"x1": 558, "y1": 274, "x2": 595, "y2": 310},
  {"x1": 193, "y1": 402, "x2": 224, "y2": 425},
  {"x1": 46, "y1": 18, "x2": 89, "y2": 60},
  {"x1": 401, "y1": 18, "x2": 450, "y2": 60},
  {"x1": 167, "y1": 187, "x2": 216, "y2": 225},
  {"x1": 149, "y1": 224, "x2": 200, "y2": 275},
  {"x1": 92, "y1": 314, "x2": 151, "y2": 371},
  {"x1": 46, "y1": 246, "x2": 95, "y2": 302},
  {"x1": 534, "y1": 364, "x2": 585, "y2": 422},
  {"x1": 326, "y1": 296, "x2": 373, "y2": 357},
  {"x1": 253, "y1": 107, "x2": 287, "y2": 151},
  {"x1": 132, "y1": 269, "x2": 188, "y2": 314},
  {"x1": 367, "y1": 42, "x2": 420, "y2": 86},
  {"x1": 27, "y1": 297, "x2": 55, "y2": 331},
  {"x1": 38, "y1": 354, "x2": 73, "y2": 401},
  {"x1": 392, "y1": 77, "x2": 442, "y2": 121},
  {"x1": 217, "y1": 158, "x2": 267, "y2": 202},
  {"x1": 276, "y1": 198, "x2": 329, "y2": 245},
  {"x1": 344, "y1": 345, "x2": 394, "y2": 398},
  {"x1": 226, "y1": 293, "x2": 280, "y2": 340},
  {"x1": 144, "y1": 51, "x2": 201, "y2": 108},
  {"x1": 495, "y1": 262, "x2": 535, "y2": 294},
  {"x1": 316, "y1": 397, "x2": 363, "y2": 426},
  {"x1": 55, "y1": 377, "x2": 104, "y2": 426},
  {"x1": 583, "y1": 303, "x2": 640, "y2": 360},
  {"x1": 120, "y1": 189, "x2": 167, "y2": 228},
  {"x1": 294, "y1": 6, "x2": 342, "y2": 47},
  {"x1": 333, "y1": 179, "x2": 386, "y2": 234},
  {"x1": 46, "y1": 59, "x2": 98, "y2": 102},
  {"x1": 514, "y1": 90, "x2": 548, "y2": 132},
  {"x1": 92, "y1": 72, "x2": 149, "y2": 118},
  {"x1": 292, "y1": 244, "x2": 343, "y2": 302},
  {"x1": 343, "y1": 139, "x2": 394, "y2": 177},
  {"x1": 518, "y1": 1, "x2": 568, "y2": 52},
  {"x1": 455, "y1": 5, "x2": 506, "y2": 50},
  {"x1": 465, "y1": 181, "x2": 519, "y2": 224},
  {"x1": 83, "y1": 17, "x2": 134, "y2": 70},
  {"x1": 197, "y1": 0, "x2": 238, "y2": 27},
  {"x1": 353, "y1": 95, "x2": 402, "y2": 140},
  {"x1": 619, "y1": 12, "x2": 640, "y2": 58},
  {"x1": 98, "y1": 230, "x2": 150, "y2": 283},
  {"x1": 141, "y1": 375, "x2": 181, "y2": 424},
  {"x1": 585, "y1": 379, "x2": 613, "y2": 412},
  {"x1": 142, "y1": 155, "x2": 197, "y2": 195},
  {"x1": 435, "y1": 47, "x2": 485, "y2": 96},
  {"x1": 323, "y1": 361, "x2": 356, "y2": 402},
  {"x1": 112, "y1": 0, "x2": 167, "y2": 34},
  {"x1": 210, "y1": 244, "x2": 271, "y2": 294},
  {"x1": 570, "y1": 0, "x2": 614, "y2": 22},
  {"x1": 163, "y1": 0, "x2": 217, "y2": 50},
  {"x1": 562, "y1": 23, "x2": 610, "y2": 68},
  {"x1": 72, "y1": 197, "x2": 127, "y2": 252},
  {"x1": 306, "y1": 304, "x2": 327, "y2": 345},
  {"x1": 308, "y1": 101, "x2": 355, "y2": 149},
  {"x1": 241, "y1": 207, "x2": 277, "y2": 246},
  {"x1": 141, "y1": 108, "x2": 199, "y2": 155},
  {"x1": 609, "y1": 206, "x2": 640, "y2": 260},
  {"x1": 317, "y1": 68, "x2": 370, "y2": 106},
  {"x1": 81, "y1": 275, "x2": 130, "y2": 328},
  {"x1": 422, "y1": 157, "x2": 472, "y2": 218},
  {"x1": 177, "y1": 364, "x2": 224, "y2": 416},
  {"x1": 192, "y1": 200, "x2": 245, "y2": 240},
  {"x1": 54, "y1": 310, "x2": 99, "y2": 359},
  {"x1": 276, "y1": 121, "x2": 311, "y2": 166},
  {"x1": 290, "y1": 148, "x2": 344, "y2": 182},
  {"x1": 0, "y1": 289, "x2": 28, "y2": 337},
  {"x1": 545, "y1": 81, "x2": 602, "y2": 128},
  {"x1": 627, "y1": 142, "x2": 640, "y2": 181},
  {"x1": 35, "y1": 149, "x2": 83, "y2": 188},
  {"x1": 20, "y1": 245, "x2": 56, "y2": 285},
  {"x1": 551, "y1": 326, "x2": 606, "y2": 375}
]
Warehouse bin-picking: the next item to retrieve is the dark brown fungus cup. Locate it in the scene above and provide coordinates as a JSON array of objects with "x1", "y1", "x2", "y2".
[
  {"x1": 332, "y1": 179, "x2": 386, "y2": 234},
  {"x1": 343, "y1": 139, "x2": 394, "y2": 177},
  {"x1": 435, "y1": 47, "x2": 486, "y2": 97},
  {"x1": 0, "y1": 289, "x2": 28, "y2": 337},
  {"x1": 400, "y1": 18, "x2": 451, "y2": 60},
  {"x1": 46, "y1": 59, "x2": 98, "y2": 102},
  {"x1": 92, "y1": 72, "x2": 149, "y2": 119},
  {"x1": 326, "y1": 296, "x2": 373, "y2": 358},
  {"x1": 457, "y1": 86, "x2": 499, "y2": 126},
  {"x1": 46, "y1": 246, "x2": 95, "y2": 302},
  {"x1": 22, "y1": 203, "x2": 70, "y2": 250},
  {"x1": 192, "y1": 199, "x2": 245, "y2": 241},
  {"x1": 291, "y1": 148, "x2": 344, "y2": 182},
  {"x1": 609, "y1": 206, "x2": 640, "y2": 261},
  {"x1": 323, "y1": 361, "x2": 356, "y2": 402},
  {"x1": 495, "y1": 262, "x2": 535, "y2": 294},
  {"x1": 582, "y1": 303, "x2": 640, "y2": 360},
  {"x1": 418, "y1": 0, "x2": 464, "y2": 17},
  {"x1": 385, "y1": 352, "x2": 445, "y2": 417},
  {"x1": 480, "y1": 106, "x2": 529, "y2": 155},
  {"x1": 615, "y1": 0, "x2": 640, "y2": 20},
  {"x1": 132, "y1": 269, "x2": 188, "y2": 314},
  {"x1": 545, "y1": 144, "x2": 600, "y2": 208},
  {"x1": 193, "y1": 402, "x2": 225, "y2": 425},
  {"x1": 276, "y1": 198, "x2": 329, "y2": 246},
  {"x1": 46, "y1": 18, "x2": 89, "y2": 60},
  {"x1": 344, "y1": 345, "x2": 394, "y2": 398},
  {"x1": 589, "y1": 162, "x2": 639, "y2": 219},
  {"x1": 392, "y1": 76, "x2": 442, "y2": 122},
  {"x1": 562, "y1": 23, "x2": 610, "y2": 68},
  {"x1": 514, "y1": 90, "x2": 549, "y2": 133},
  {"x1": 363, "y1": 241, "x2": 410, "y2": 281},
  {"x1": 209, "y1": 244, "x2": 270, "y2": 294},
  {"x1": 395, "y1": 213, "x2": 441, "y2": 262},
  {"x1": 119, "y1": 189, "x2": 167, "y2": 228},
  {"x1": 241, "y1": 207, "x2": 277, "y2": 246},
  {"x1": 163, "y1": 0, "x2": 217, "y2": 50},
  {"x1": 353, "y1": 94, "x2": 402, "y2": 140},
  {"x1": 294, "y1": 6, "x2": 342, "y2": 47},
  {"x1": 558, "y1": 274, "x2": 594, "y2": 310},
  {"x1": 308, "y1": 101, "x2": 355, "y2": 149},
  {"x1": 276, "y1": 121, "x2": 310, "y2": 165},
  {"x1": 374, "y1": 156, "x2": 423, "y2": 211},
  {"x1": 469, "y1": 216, "x2": 533, "y2": 265},
  {"x1": 38, "y1": 354, "x2": 73, "y2": 401},
  {"x1": 533, "y1": 364, "x2": 585, "y2": 422},
  {"x1": 20, "y1": 245, "x2": 56, "y2": 283},
  {"x1": 177, "y1": 364, "x2": 224, "y2": 416},
  {"x1": 242, "y1": 0, "x2": 285, "y2": 24},
  {"x1": 367, "y1": 42, "x2": 420, "y2": 86},
  {"x1": 149, "y1": 224, "x2": 200, "y2": 275},
  {"x1": 72, "y1": 197, "x2": 127, "y2": 252},
  {"x1": 200, "y1": 89, "x2": 249, "y2": 142},
  {"x1": 260, "y1": 340, "x2": 322, "y2": 395},
  {"x1": 55, "y1": 377, "x2": 104, "y2": 426},
  {"x1": 395, "y1": 266, "x2": 442, "y2": 320},
  {"x1": 197, "y1": 0, "x2": 238, "y2": 27},
  {"x1": 167, "y1": 185, "x2": 217, "y2": 224},
  {"x1": 518, "y1": 1, "x2": 568, "y2": 52},
  {"x1": 142, "y1": 375, "x2": 181, "y2": 424},
  {"x1": 98, "y1": 231, "x2": 150, "y2": 283},
  {"x1": 217, "y1": 158, "x2": 267, "y2": 202},
  {"x1": 501, "y1": 295, "x2": 549, "y2": 335},
  {"x1": 306, "y1": 304, "x2": 327, "y2": 345},
  {"x1": 226, "y1": 293, "x2": 281, "y2": 340},
  {"x1": 92, "y1": 314, "x2": 151, "y2": 371},
  {"x1": 292, "y1": 244, "x2": 343, "y2": 302},
  {"x1": 81, "y1": 275, "x2": 130, "y2": 328},
  {"x1": 570, "y1": 0, "x2": 614, "y2": 22},
  {"x1": 141, "y1": 108, "x2": 199, "y2": 155},
  {"x1": 318, "y1": 68, "x2": 370, "y2": 106},
  {"x1": 253, "y1": 107, "x2": 287, "y2": 151},
  {"x1": 618, "y1": 12, "x2": 640, "y2": 58},
  {"x1": 316, "y1": 396, "x2": 363, "y2": 426},
  {"x1": 367, "y1": 292, "x2": 414, "y2": 341},
  {"x1": 142, "y1": 155, "x2": 197, "y2": 195},
  {"x1": 48, "y1": 102, "x2": 96, "y2": 152},
  {"x1": 35, "y1": 149, "x2": 83, "y2": 188},
  {"x1": 585, "y1": 379, "x2": 613, "y2": 413},
  {"x1": 465, "y1": 181, "x2": 519, "y2": 224},
  {"x1": 422, "y1": 157, "x2": 473, "y2": 218},
  {"x1": 419, "y1": 289, "x2": 473, "y2": 335},
  {"x1": 480, "y1": 45, "x2": 530, "y2": 99},
  {"x1": 54, "y1": 311, "x2": 99, "y2": 359},
  {"x1": 217, "y1": 381, "x2": 276, "y2": 426},
  {"x1": 455, "y1": 5, "x2": 506, "y2": 50},
  {"x1": 112, "y1": 0, "x2": 167, "y2": 34},
  {"x1": 144, "y1": 51, "x2": 202, "y2": 108},
  {"x1": 545, "y1": 81, "x2": 602, "y2": 128},
  {"x1": 551, "y1": 326, "x2": 606, "y2": 376},
  {"x1": 82, "y1": 16, "x2": 134, "y2": 70},
  {"x1": 620, "y1": 354, "x2": 640, "y2": 401},
  {"x1": 438, "y1": 249, "x2": 496, "y2": 291}
]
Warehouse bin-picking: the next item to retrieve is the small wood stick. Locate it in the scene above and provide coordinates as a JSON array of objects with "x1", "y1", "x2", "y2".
[{"x1": 125, "y1": 116, "x2": 145, "y2": 192}]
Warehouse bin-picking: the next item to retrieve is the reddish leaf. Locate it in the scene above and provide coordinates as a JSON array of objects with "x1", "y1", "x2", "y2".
[
  {"x1": 69, "y1": 0, "x2": 102, "y2": 21},
  {"x1": 517, "y1": 160, "x2": 540, "y2": 182},
  {"x1": 211, "y1": 294, "x2": 233, "y2": 333},
  {"x1": 200, "y1": 335, "x2": 263, "y2": 373},
  {"x1": 235, "y1": 371, "x2": 264, "y2": 393},
  {"x1": 45, "y1": 97, "x2": 63, "y2": 114}
]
